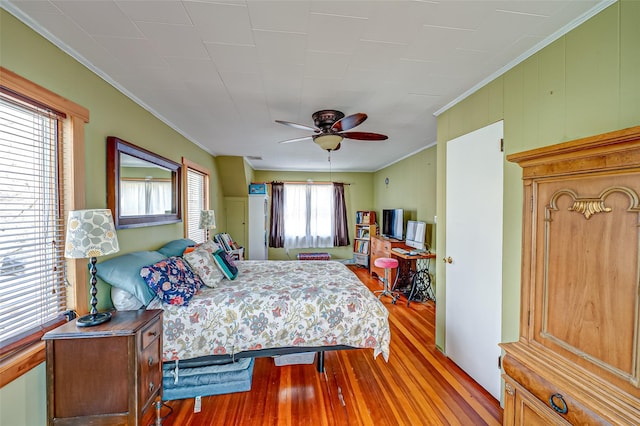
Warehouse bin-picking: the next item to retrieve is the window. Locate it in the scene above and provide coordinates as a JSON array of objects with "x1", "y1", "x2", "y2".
[
  {"x1": 0, "y1": 93, "x2": 66, "y2": 352},
  {"x1": 0, "y1": 67, "x2": 88, "y2": 386},
  {"x1": 183, "y1": 158, "x2": 209, "y2": 244},
  {"x1": 283, "y1": 183, "x2": 334, "y2": 248},
  {"x1": 269, "y1": 182, "x2": 350, "y2": 249}
]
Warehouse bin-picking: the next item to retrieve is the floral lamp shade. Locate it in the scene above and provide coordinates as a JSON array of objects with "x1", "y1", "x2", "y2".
[
  {"x1": 65, "y1": 209, "x2": 119, "y2": 327},
  {"x1": 65, "y1": 209, "x2": 120, "y2": 259},
  {"x1": 199, "y1": 210, "x2": 216, "y2": 230}
]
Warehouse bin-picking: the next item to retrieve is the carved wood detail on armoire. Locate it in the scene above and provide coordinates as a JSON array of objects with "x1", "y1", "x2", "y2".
[{"x1": 501, "y1": 126, "x2": 640, "y2": 425}]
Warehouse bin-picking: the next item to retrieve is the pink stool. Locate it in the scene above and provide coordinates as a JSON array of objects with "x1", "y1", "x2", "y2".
[{"x1": 374, "y1": 257, "x2": 401, "y2": 304}]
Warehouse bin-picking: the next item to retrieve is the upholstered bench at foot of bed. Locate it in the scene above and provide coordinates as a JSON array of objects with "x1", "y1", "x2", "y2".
[{"x1": 162, "y1": 358, "x2": 254, "y2": 401}]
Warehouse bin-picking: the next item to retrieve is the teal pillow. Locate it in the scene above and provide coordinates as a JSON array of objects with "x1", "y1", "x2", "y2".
[
  {"x1": 212, "y1": 249, "x2": 238, "y2": 280},
  {"x1": 157, "y1": 238, "x2": 197, "y2": 258},
  {"x1": 96, "y1": 251, "x2": 166, "y2": 306}
]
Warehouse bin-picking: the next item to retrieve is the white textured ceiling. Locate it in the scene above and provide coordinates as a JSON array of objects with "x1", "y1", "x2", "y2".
[{"x1": 3, "y1": 0, "x2": 610, "y2": 171}]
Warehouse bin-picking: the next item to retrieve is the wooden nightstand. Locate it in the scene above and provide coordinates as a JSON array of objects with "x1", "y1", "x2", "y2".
[{"x1": 43, "y1": 309, "x2": 163, "y2": 425}]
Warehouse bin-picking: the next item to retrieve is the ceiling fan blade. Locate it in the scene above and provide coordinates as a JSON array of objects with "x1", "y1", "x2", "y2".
[
  {"x1": 275, "y1": 120, "x2": 319, "y2": 133},
  {"x1": 341, "y1": 131, "x2": 388, "y2": 141},
  {"x1": 278, "y1": 135, "x2": 313, "y2": 144},
  {"x1": 331, "y1": 112, "x2": 367, "y2": 132}
]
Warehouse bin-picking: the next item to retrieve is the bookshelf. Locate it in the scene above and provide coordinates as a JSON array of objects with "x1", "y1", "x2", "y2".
[{"x1": 353, "y1": 210, "x2": 377, "y2": 268}]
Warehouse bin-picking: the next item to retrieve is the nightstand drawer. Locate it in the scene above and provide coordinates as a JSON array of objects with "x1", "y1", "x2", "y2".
[
  {"x1": 139, "y1": 336, "x2": 162, "y2": 409},
  {"x1": 141, "y1": 317, "x2": 161, "y2": 349}
]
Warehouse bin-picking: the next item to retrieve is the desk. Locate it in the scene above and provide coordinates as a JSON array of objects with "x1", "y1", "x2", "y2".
[{"x1": 390, "y1": 250, "x2": 436, "y2": 306}]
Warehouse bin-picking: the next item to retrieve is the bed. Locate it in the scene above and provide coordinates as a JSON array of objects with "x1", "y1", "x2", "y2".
[
  {"x1": 150, "y1": 260, "x2": 389, "y2": 364},
  {"x1": 98, "y1": 240, "x2": 391, "y2": 374}
]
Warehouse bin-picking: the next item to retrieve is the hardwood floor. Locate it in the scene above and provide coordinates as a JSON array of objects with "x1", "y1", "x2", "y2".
[{"x1": 160, "y1": 266, "x2": 503, "y2": 425}]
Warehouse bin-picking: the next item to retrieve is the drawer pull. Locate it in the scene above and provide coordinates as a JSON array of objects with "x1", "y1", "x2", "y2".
[
  {"x1": 148, "y1": 356, "x2": 154, "y2": 366},
  {"x1": 549, "y1": 393, "x2": 568, "y2": 414},
  {"x1": 149, "y1": 382, "x2": 155, "y2": 392},
  {"x1": 148, "y1": 331, "x2": 158, "y2": 337}
]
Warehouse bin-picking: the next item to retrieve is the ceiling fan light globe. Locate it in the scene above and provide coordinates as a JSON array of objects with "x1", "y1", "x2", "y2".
[{"x1": 314, "y1": 134, "x2": 343, "y2": 151}]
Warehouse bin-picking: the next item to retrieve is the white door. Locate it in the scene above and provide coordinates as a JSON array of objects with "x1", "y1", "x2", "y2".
[{"x1": 445, "y1": 121, "x2": 503, "y2": 400}]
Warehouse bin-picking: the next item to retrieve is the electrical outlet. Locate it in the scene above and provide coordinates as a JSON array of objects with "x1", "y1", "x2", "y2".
[{"x1": 194, "y1": 395, "x2": 201, "y2": 413}]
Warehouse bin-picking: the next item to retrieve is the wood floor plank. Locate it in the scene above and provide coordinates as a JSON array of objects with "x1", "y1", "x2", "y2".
[{"x1": 160, "y1": 265, "x2": 503, "y2": 425}]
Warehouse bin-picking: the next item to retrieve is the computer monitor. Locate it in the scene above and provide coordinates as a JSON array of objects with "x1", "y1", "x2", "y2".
[{"x1": 405, "y1": 220, "x2": 427, "y2": 250}]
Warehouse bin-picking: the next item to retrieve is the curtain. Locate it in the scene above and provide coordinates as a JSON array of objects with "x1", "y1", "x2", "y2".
[
  {"x1": 268, "y1": 182, "x2": 284, "y2": 248},
  {"x1": 120, "y1": 180, "x2": 171, "y2": 215},
  {"x1": 333, "y1": 183, "x2": 350, "y2": 246}
]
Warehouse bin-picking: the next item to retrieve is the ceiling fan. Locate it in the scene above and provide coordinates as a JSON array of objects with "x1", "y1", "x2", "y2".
[{"x1": 276, "y1": 109, "x2": 388, "y2": 152}]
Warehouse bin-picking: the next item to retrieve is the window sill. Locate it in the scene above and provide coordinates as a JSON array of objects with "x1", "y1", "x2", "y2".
[{"x1": 0, "y1": 341, "x2": 45, "y2": 388}]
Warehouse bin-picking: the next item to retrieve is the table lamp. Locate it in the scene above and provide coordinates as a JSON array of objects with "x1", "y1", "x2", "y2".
[
  {"x1": 199, "y1": 210, "x2": 216, "y2": 240},
  {"x1": 65, "y1": 209, "x2": 120, "y2": 327}
]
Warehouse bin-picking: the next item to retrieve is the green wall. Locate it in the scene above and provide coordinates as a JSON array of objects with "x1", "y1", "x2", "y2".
[
  {"x1": 435, "y1": 0, "x2": 640, "y2": 351},
  {"x1": 0, "y1": 364, "x2": 46, "y2": 426},
  {"x1": 254, "y1": 170, "x2": 375, "y2": 260},
  {"x1": 373, "y1": 146, "x2": 438, "y2": 246},
  {"x1": 0, "y1": 9, "x2": 222, "y2": 424}
]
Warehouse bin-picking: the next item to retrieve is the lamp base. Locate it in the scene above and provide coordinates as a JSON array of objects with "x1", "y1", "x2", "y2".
[{"x1": 76, "y1": 311, "x2": 112, "y2": 327}]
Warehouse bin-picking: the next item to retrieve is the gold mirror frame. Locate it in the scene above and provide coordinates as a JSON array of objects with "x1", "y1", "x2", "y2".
[{"x1": 107, "y1": 136, "x2": 182, "y2": 229}]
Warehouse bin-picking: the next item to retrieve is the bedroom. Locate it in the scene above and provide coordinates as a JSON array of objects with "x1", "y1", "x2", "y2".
[{"x1": 1, "y1": 0, "x2": 639, "y2": 424}]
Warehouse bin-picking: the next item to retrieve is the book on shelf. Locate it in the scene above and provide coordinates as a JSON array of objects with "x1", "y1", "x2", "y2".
[
  {"x1": 353, "y1": 240, "x2": 370, "y2": 254},
  {"x1": 357, "y1": 228, "x2": 370, "y2": 239},
  {"x1": 214, "y1": 233, "x2": 239, "y2": 252}
]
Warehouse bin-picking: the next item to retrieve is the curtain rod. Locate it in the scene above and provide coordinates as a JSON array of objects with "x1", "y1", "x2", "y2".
[{"x1": 256, "y1": 181, "x2": 350, "y2": 186}]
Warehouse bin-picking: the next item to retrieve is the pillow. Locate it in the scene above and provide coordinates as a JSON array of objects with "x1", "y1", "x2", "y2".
[
  {"x1": 157, "y1": 238, "x2": 197, "y2": 258},
  {"x1": 182, "y1": 240, "x2": 220, "y2": 255},
  {"x1": 140, "y1": 256, "x2": 203, "y2": 306},
  {"x1": 96, "y1": 251, "x2": 165, "y2": 306},
  {"x1": 183, "y1": 245, "x2": 225, "y2": 288},
  {"x1": 183, "y1": 245, "x2": 198, "y2": 255},
  {"x1": 111, "y1": 286, "x2": 144, "y2": 311},
  {"x1": 212, "y1": 249, "x2": 238, "y2": 280},
  {"x1": 198, "y1": 239, "x2": 221, "y2": 254}
]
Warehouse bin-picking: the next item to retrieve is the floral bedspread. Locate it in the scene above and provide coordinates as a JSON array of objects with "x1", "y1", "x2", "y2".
[{"x1": 147, "y1": 261, "x2": 390, "y2": 362}]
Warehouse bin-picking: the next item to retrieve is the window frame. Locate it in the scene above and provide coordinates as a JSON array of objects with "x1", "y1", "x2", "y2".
[
  {"x1": 0, "y1": 67, "x2": 88, "y2": 387},
  {"x1": 182, "y1": 157, "x2": 210, "y2": 244}
]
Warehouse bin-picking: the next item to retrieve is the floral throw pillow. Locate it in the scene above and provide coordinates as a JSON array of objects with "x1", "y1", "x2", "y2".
[
  {"x1": 140, "y1": 257, "x2": 203, "y2": 306},
  {"x1": 198, "y1": 240, "x2": 221, "y2": 255},
  {"x1": 183, "y1": 245, "x2": 225, "y2": 288}
]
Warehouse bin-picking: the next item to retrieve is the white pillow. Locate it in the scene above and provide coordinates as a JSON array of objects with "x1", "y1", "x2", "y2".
[
  {"x1": 183, "y1": 244, "x2": 225, "y2": 288},
  {"x1": 111, "y1": 286, "x2": 144, "y2": 310}
]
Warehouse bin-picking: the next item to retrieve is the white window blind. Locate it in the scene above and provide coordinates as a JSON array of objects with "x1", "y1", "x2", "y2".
[
  {"x1": 186, "y1": 168, "x2": 206, "y2": 243},
  {"x1": 0, "y1": 92, "x2": 67, "y2": 352}
]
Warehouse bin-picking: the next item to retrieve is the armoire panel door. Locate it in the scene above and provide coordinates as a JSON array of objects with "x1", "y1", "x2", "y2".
[{"x1": 533, "y1": 172, "x2": 640, "y2": 386}]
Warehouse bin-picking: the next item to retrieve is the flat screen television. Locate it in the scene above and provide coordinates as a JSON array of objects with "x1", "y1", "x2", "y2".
[{"x1": 382, "y1": 209, "x2": 404, "y2": 240}]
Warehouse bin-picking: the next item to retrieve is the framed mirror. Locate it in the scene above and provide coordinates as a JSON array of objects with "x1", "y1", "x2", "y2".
[{"x1": 107, "y1": 136, "x2": 182, "y2": 229}]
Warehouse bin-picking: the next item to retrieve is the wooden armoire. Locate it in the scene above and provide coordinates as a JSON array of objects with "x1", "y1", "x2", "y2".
[{"x1": 501, "y1": 126, "x2": 640, "y2": 425}]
